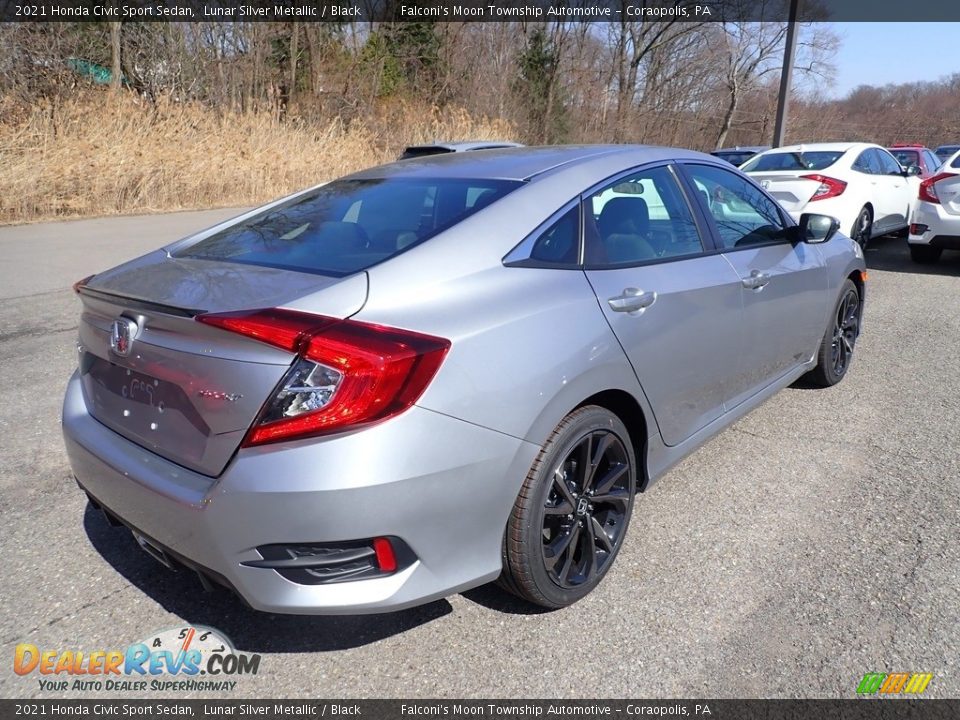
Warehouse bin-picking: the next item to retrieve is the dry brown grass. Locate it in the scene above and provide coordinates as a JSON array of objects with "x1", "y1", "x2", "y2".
[{"x1": 0, "y1": 91, "x2": 516, "y2": 225}]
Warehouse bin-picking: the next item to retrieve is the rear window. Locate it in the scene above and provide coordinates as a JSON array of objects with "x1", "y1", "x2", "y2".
[
  {"x1": 712, "y1": 151, "x2": 756, "y2": 166},
  {"x1": 399, "y1": 146, "x2": 455, "y2": 159},
  {"x1": 936, "y1": 145, "x2": 960, "y2": 157},
  {"x1": 175, "y1": 178, "x2": 521, "y2": 276},
  {"x1": 951, "y1": 155, "x2": 960, "y2": 169},
  {"x1": 741, "y1": 150, "x2": 845, "y2": 172},
  {"x1": 889, "y1": 149, "x2": 919, "y2": 167}
]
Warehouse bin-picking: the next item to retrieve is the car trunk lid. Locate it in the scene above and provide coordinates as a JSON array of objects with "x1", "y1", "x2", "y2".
[
  {"x1": 745, "y1": 172, "x2": 825, "y2": 214},
  {"x1": 933, "y1": 173, "x2": 960, "y2": 216},
  {"x1": 76, "y1": 252, "x2": 368, "y2": 477}
]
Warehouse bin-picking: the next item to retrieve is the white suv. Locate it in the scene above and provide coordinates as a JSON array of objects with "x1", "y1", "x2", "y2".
[{"x1": 908, "y1": 150, "x2": 960, "y2": 264}]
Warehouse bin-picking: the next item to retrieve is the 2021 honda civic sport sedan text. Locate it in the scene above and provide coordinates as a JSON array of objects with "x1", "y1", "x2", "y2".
[{"x1": 63, "y1": 146, "x2": 866, "y2": 613}]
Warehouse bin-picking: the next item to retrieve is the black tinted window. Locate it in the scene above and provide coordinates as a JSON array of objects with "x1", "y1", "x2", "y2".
[
  {"x1": 876, "y1": 149, "x2": 903, "y2": 174},
  {"x1": 530, "y1": 206, "x2": 580, "y2": 265},
  {"x1": 742, "y1": 151, "x2": 844, "y2": 172},
  {"x1": 176, "y1": 178, "x2": 520, "y2": 276},
  {"x1": 852, "y1": 151, "x2": 877, "y2": 174}
]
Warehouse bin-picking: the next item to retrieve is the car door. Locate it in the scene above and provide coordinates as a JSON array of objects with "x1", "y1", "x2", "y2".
[
  {"x1": 582, "y1": 163, "x2": 745, "y2": 447},
  {"x1": 679, "y1": 163, "x2": 828, "y2": 410},
  {"x1": 872, "y1": 148, "x2": 912, "y2": 232}
]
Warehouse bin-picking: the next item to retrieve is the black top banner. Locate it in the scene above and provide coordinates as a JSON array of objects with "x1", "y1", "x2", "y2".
[{"x1": 0, "y1": 0, "x2": 958, "y2": 23}]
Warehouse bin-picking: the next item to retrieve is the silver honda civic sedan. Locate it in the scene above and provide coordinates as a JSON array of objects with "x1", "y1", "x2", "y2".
[{"x1": 63, "y1": 146, "x2": 866, "y2": 613}]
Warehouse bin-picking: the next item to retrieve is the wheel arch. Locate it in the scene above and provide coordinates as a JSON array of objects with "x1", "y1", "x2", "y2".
[{"x1": 575, "y1": 389, "x2": 651, "y2": 492}]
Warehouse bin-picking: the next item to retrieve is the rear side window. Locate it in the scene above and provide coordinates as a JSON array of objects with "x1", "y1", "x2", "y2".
[
  {"x1": 875, "y1": 149, "x2": 903, "y2": 175},
  {"x1": 852, "y1": 151, "x2": 880, "y2": 174},
  {"x1": 584, "y1": 165, "x2": 705, "y2": 266},
  {"x1": 741, "y1": 150, "x2": 844, "y2": 172},
  {"x1": 951, "y1": 155, "x2": 960, "y2": 169},
  {"x1": 176, "y1": 178, "x2": 521, "y2": 276}
]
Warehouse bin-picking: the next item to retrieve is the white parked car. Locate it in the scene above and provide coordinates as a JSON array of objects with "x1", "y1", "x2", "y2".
[
  {"x1": 907, "y1": 149, "x2": 960, "y2": 264},
  {"x1": 741, "y1": 142, "x2": 920, "y2": 248}
]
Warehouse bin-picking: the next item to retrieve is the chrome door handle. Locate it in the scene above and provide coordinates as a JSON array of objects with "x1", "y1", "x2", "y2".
[
  {"x1": 741, "y1": 270, "x2": 770, "y2": 290},
  {"x1": 608, "y1": 288, "x2": 657, "y2": 313}
]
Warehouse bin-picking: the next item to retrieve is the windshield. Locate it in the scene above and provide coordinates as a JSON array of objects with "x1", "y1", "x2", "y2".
[
  {"x1": 176, "y1": 177, "x2": 521, "y2": 276},
  {"x1": 742, "y1": 150, "x2": 845, "y2": 172},
  {"x1": 936, "y1": 146, "x2": 960, "y2": 158}
]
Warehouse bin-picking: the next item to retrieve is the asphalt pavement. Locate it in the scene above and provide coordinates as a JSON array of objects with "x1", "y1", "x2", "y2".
[{"x1": 1, "y1": 211, "x2": 957, "y2": 699}]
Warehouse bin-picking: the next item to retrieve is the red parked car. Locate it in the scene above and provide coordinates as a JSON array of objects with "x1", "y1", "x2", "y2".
[{"x1": 887, "y1": 144, "x2": 942, "y2": 178}]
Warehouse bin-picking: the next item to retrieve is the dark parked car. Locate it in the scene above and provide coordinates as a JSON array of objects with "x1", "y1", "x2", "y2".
[
  {"x1": 934, "y1": 145, "x2": 960, "y2": 163},
  {"x1": 711, "y1": 146, "x2": 770, "y2": 167},
  {"x1": 887, "y1": 144, "x2": 941, "y2": 178},
  {"x1": 399, "y1": 141, "x2": 523, "y2": 160}
]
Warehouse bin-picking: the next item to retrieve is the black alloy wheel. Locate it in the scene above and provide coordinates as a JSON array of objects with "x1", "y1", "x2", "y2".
[
  {"x1": 499, "y1": 406, "x2": 637, "y2": 609},
  {"x1": 542, "y1": 430, "x2": 631, "y2": 589},
  {"x1": 851, "y1": 207, "x2": 872, "y2": 249},
  {"x1": 831, "y1": 286, "x2": 860, "y2": 378}
]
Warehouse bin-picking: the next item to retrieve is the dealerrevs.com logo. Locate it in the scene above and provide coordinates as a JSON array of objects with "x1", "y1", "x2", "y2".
[{"x1": 14, "y1": 626, "x2": 261, "y2": 693}]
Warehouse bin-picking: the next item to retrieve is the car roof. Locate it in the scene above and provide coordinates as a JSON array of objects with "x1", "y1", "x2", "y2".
[
  {"x1": 763, "y1": 142, "x2": 876, "y2": 153},
  {"x1": 350, "y1": 144, "x2": 719, "y2": 182},
  {"x1": 713, "y1": 146, "x2": 770, "y2": 153}
]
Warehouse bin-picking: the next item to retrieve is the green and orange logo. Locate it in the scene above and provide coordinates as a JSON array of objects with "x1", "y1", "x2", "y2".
[{"x1": 857, "y1": 672, "x2": 933, "y2": 696}]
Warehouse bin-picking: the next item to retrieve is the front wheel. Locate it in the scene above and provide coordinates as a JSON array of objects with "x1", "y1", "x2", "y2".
[
  {"x1": 804, "y1": 279, "x2": 861, "y2": 387},
  {"x1": 909, "y1": 244, "x2": 942, "y2": 264},
  {"x1": 499, "y1": 406, "x2": 636, "y2": 609},
  {"x1": 850, "y1": 206, "x2": 872, "y2": 249}
]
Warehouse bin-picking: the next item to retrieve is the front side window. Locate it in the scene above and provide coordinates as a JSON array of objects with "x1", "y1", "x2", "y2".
[
  {"x1": 685, "y1": 164, "x2": 788, "y2": 250},
  {"x1": 177, "y1": 178, "x2": 521, "y2": 276},
  {"x1": 584, "y1": 165, "x2": 704, "y2": 266}
]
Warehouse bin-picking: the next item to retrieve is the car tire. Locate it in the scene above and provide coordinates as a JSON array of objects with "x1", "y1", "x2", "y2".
[
  {"x1": 499, "y1": 405, "x2": 636, "y2": 609},
  {"x1": 850, "y1": 206, "x2": 872, "y2": 249},
  {"x1": 909, "y1": 244, "x2": 942, "y2": 264},
  {"x1": 805, "y1": 279, "x2": 861, "y2": 388}
]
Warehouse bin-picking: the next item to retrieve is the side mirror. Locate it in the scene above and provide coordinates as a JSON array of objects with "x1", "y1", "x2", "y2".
[
  {"x1": 797, "y1": 213, "x2": 840, "y2": 244},
  {"x1": 905, "y1": 165, "x2": 922, "y2": 177}
]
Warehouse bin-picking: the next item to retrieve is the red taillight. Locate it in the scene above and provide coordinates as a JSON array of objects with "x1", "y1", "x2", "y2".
[
  {"x1": 919, "y1": 172, "x2": 956, "y2": 204},
  {"x1": 373, "y1": 537, "x2": 397, "y2": 572},
  {"x1": 197, "y1": 308, "x2": 450, "y2": 446},
  {"x1": 801, "y1": 174, "x2": 847, "y2": 202}
]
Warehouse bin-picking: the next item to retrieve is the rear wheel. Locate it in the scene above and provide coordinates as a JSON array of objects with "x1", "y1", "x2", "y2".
[
  {"x1": 805, "y1": 279, "x2": 860, "y2": 388},
  {"x1": 499, "y1": 406, "x2": 636, "y2": 609},
  {"x1": 850, "y1": 206, "x2": 872, "y2": 249},
  {"x1": 909, "y1": 244, "x2": 942, "y2": 264}
]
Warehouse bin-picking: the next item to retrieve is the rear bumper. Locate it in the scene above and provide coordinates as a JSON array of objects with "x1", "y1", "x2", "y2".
[
  {"x1": 908, "y1": 202, "x2": 960, "y2": 247},
  {"x1": 63, "y1": 372, "x2": 539, "y2": 614}
]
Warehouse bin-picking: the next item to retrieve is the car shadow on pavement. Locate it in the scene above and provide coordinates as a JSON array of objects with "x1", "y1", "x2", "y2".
[
  {"x1": 865, "y1": 233, "x2": 960, "y2": 276},
  {"x1": 459, "y1": 584, "x2": 554, "y2": 615},
  {"x1": 83, "y1": 505, "x2": 452, "y2": 652}
]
